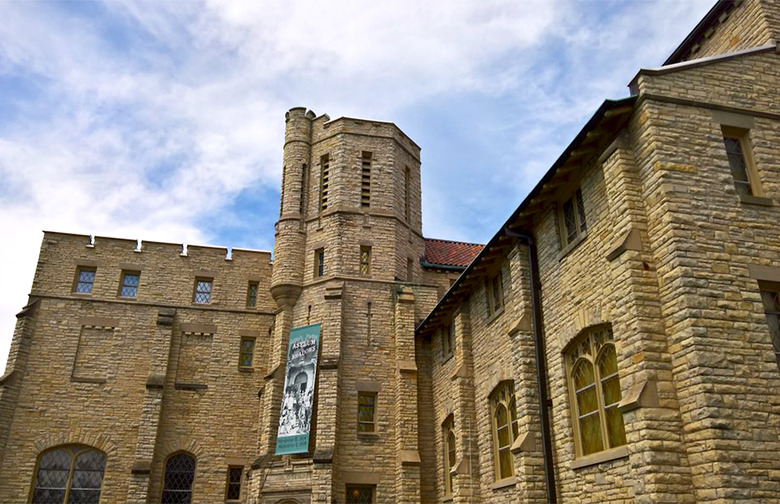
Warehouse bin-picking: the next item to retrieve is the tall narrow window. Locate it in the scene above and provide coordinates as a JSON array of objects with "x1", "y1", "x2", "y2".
[
  {"x1": 119, "y1": 271, "x2": 140, "y2": 299},
  {"x1": 193, "y1": 278, "x2": 212, "y2": 304},
  {"x1": 361, "y1": 152, "x2": 372, "y2": 208},
  {"x1": 31, "y1": 445, "x2": 106, "y2": 504},
  {"x1": 443, "y1": 416, "x2": 456, "y2": 496},
  {"x1": 74, "y1": 267, "x2": 96, "y2": 295},
  {"x1": 246, "y1": 281, "x2": 258, "y2": 307},
  {"x1": 759, "y1": 283, "x2": 780, "y2": 369},
  {"x1": 225, "y1": 466, "x2": 242, "y2": 502},
  {"x1": 300, "y1": 163, "x2": 308, "y2": 216},
  {"x1": 404, "y1": 166, "x2": 411, "y2": 221},
  {"x1": 566, "y1": 325, "x2": 627, "y2": 458},
  {"x1": 239, "y1": 337, "x2": 255, "y2": 368},
  {"x1": 442, "y1": 320, "x2": 455, "y2": 361},
  {"x1": 162, "y1": 452, "x2": 196, "y2": 504},
  {"x1": 320, "y1": 154, "x2": 330, "y2": 211},
  {"x1": 560, "y1": 188, "x2": 587, "y2": 246},
  {"x1": 346, "y1": 486, "x2": 374, "y2": 503},
  {"x1": 490, "y1": 382, "x2": 518, "y2": 480},
  {"x1": 360, "y1": 246, "x2": 372, "y2": 275},
  {"x1": 280, "y1": 166, "x2": 286, "y2": 217},
  {"x1": 314, "y1": 248, "x2": 325, "y2": 278},
  {"x1": 486, "y1": 271, "x2": 503, "y2": 317},
  {"x1": 407, "y1": 257, "x2": 414, "y2": 282},
  {"x1": 358, "y1": 391, "x2": 377, "y2": 432},
  {"x1": 722, "y1": 127, "x2": 760, "y2": 197}
]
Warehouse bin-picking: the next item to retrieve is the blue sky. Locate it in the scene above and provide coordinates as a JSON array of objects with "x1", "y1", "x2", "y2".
[{"x1": 0, "y1": 0, "x2": 714, "y2": 368}]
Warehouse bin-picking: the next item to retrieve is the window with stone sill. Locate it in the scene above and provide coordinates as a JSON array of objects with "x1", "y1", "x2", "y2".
[
  {"x1": 314, "y1": 248, "x2": 325, "y2": 278},
  {"x1": 30, "y1": 445, "x2": 106, "y2": 504},
  {"x1": 565, "y1": 325, "x2": 627, "y2": 459},
  {"x1": 360, "y1": 246, "x2": 372, "y2": 276},
  {"x1": 759, "y1": 282, "x2": 780, "y2": 370},
  {"x1": 358, "y1": 391, "x2": 377, "y2": 433},
  {"x1": 490, "y1": 381, "x2": 519, "y2": 481},
  {"x1": 74, "y1": 267, "x2": 96, "y2": 295},
  {"x1": 722, "y1": 126, "x2": 762, "y2": 198},
  {"x1": 443, "y1": 416, "x2": 456, "y2": 496},
  {"x1": 225, "y1": 466, "x2": 242, "y2": 501},
  {"x1": 239, "y1": 337, "x2": 255, "y2": 368},
  {"x1": 486, "y1": 271, "x2": 504, "y2": 318},
  {"x1": 119, "y1": 271, "x2": 140, "y2": 299},
  {"x1": 559, "y1": 188, "x2": 587, "y2": 248},
  {"x1": 246, "y1": 281, "x2": 258, "y2": 308},
  {"x1": 441, "y1": 320, "x2": 455, "y2": 361},
  {"x1": 193, "y1": 278, "x2": 212, "y2": 304}
]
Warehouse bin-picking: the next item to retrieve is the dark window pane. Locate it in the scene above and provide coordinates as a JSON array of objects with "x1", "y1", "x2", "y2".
[
  {"x1": 346, "y1": 486, "x2": 373, "y2": 503},
  {"x1": 563, "y1": 197, "x2": 577, "y2": 243},
  {"x1": 162, "y1": 453, "x2": 195, "y2": 504}
]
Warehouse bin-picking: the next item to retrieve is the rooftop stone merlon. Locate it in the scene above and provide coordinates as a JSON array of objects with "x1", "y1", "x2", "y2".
[{"x1": 32, "y1": 231, "x2": 275, "y2": 312}]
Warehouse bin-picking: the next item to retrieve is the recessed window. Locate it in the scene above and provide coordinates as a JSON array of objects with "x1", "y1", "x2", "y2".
[
  {"x1": 443, "y1": 416, "x2": 456, "y2": 496},
  {"x1": 358, "y1": 391, "x2": 376, "y2": 433},
  {"x1": 360, "y1": 246, "x2": 372, "y2": 275},
  {"x1": 74, "y1": 267, "x2": 96, "y2": 295},
  {"x1": 361, "y1": 152, "x2": 372, "y2": 208},
  {"x1": 566, "y1": 325, "x2": 627, "y2": 458},
  {"x1": 404, "y1": 166, "x2": 411, "y2": 222},
  {"x1": 193, "y1": 278, "x2": 212, "y2": 304},
  {"x1": 560, "y1": 188, "x2": 587, "y2": 246},
  {"x1": 246, "y1": 281, "x2": 258, "y2": 308},
  {"x1": 320, "y1": 154, "x2": 330, "y2": 212},
  {"x1": 346, "y1": 485, "x2": 374, "y2": 504},
  {"x1": 314, "y1": 248, "x2": 325, "y2": 278},
  {"x1": 490, "y1": 381, "x2": 518, "y2": 480},
  {"x1": 225, "y1": 466, "x2": 242, "y2": 501},
  {"x1": 486, "y1": 271, "x2": 503, "y2": 317},
  {"x1": 239, "y1": 337, "x2": 255, "y2": 368},
  {"x1": 407, "y1": 257, "x2": 414, "y2": 282},
  {"x1": 722, "y1": 127, "x2": 761, "y2": 197},
  {"x1": 759, "y1": 283, "x2": 780, "y2": 370},
  {"x1": 31, "y1": 445, "x2": 106, "y2": 504},
  {"x1": 119, "y1": 271, "x2": 140, "y2": 299},
  {"x1": 442, "y1": 320, "x2": 455, "y2": 361},
  {"x1": 162, "y1": 452, "x2": 196, "y2": 504}
]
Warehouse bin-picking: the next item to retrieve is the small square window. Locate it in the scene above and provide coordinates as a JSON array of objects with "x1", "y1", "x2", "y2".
[
  {"x1": 346, "y1": 485, "x2": 374, "y2": 504},
  {"x1": 225, "y1": 466, "x2": 242, "y2": 501},
  {"x1": 239, "y1": 337, "x2": 255, "y2": 368},
  {"x1": 193, "y1": 278, "x2": 212, "y2": 304},
  {"x1": 74, "y1": 267, "x2": 96, "y2": 294},
  {"x1": 246, "y1": 281, "x2": 258, "y2": 308},
  {"x1": 360, "y1": 246, "x2": 371, "y2": 276},
  {"x1": 119, "y1": 271, "x2": 140, "y2": 299},
  {"x1": 560, "y1": 188, "x2": 587, "y2": 246},
  {"x1": 357, "y1": 391, "x2": 376, "y2": 433},
  {"x1": 314, "y1": 248, "x2": 325, "y2": 278},
  {"x1": 486, "y1": 271, "x2": 503, "y2": 317}
]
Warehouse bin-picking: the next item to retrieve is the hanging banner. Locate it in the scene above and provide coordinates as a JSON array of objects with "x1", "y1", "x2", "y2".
[{"x1": 275, "y1": 323, "x2": 321, "y2": 455}]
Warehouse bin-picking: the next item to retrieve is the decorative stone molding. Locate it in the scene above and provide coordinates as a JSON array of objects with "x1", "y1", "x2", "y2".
[
  {"x1": 399, "y1": 450, "x2": 421, "y2": 466},
  {"x1": 510, "y1": 430, "x2": 536, "y2": 454},
  {"x1": 79, "y1": 317, "x2": 118, "y2": 328},
  {"x1": 618, "y1": 378, "x2": 659, "y2": 414},
  {"x1": 606, "y1": 228, "x2": 644, "y2": 261}
]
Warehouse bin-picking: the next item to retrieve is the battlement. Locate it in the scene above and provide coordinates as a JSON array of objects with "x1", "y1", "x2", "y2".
[
  {"x1": 314, "y1": 116, "x2": 421, "y2": 160},
  {"x1": 32, "y1": 231, "x2": 274, "y2": 311}
]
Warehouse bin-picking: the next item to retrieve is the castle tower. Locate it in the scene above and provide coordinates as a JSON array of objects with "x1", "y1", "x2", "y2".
[{"x1": 253, "y1": 108, "x2": 433, "y2": 504}]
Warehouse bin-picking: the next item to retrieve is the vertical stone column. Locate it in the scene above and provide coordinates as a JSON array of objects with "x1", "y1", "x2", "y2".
[
  {"x1": 311, "y1": 281, "x2": 344, "y2": 504},
  {"x1": 259, "y1": 306, "x2": 295, "y2": 459},
  {"x1": 126, "y1": 308, "x2": 176, "y2": 503},
  {"x1": 393, "y1": 287, "x2": 421, "y2": 503},
  {"x1": 601, "y1": 134, "x2": 694, "y2": 503}
]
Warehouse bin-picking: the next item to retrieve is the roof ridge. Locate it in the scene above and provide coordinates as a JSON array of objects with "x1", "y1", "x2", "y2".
[{"x1": 424, "y1": 237, "x2": 485, "y2": 246}]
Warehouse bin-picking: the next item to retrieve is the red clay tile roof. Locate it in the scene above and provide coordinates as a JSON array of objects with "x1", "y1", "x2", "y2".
[{"x1": 423, "y1": 238, "x2": 484, "y2": 269}]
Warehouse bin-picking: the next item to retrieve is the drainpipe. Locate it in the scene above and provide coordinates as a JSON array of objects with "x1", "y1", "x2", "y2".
[{"x1": 504, "y1": 226, "x2": 557, "y2": 504}]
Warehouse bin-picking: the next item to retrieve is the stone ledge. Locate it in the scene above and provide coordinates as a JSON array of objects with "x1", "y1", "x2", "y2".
[
  {"x1": 180, "y1": 323, "x2": 216, "y2": 335},
  {"x1": 71, "y1": 376, "x2": 107, "y2": 384},
  {"x1": 570, "y1": 445, "x2": 629, "y2": 470},
  {"x1": 510, "y1": 430, "x2": 536, "y2": 454},
  {"x1": 399, "y1": 450, "x2": 421, "y2": 466},
  {"x1": 490, "y1": 476, "x2": 518, "y2": 491},
  {"x1": 320, "y1": 355, "x2": 340, "y2": 370},
  {"x1": 618, "y1": 379, "x2": 659, "y2": 414},
  {"x1": 397, "y1": 360, "x2": 417, "y2": 373},
  {"x1": 313, "y1": 447, "x2": 333, "y2": 464},
  {"x1": 557, "y1": 231, "x2": 588, "y2": 261},
  {"x1": 748, "y1": 264, "x2": 780, "y2": 282},
  {"x1": 342, "y1": 470, "x2": 380, "y2": 484},
  {"x1": 130, "y1": 460, "x2": 151, "y2": 475},
  {"x1": 739, "y1": 194, "x2": 774, "y2": 207},
  {"x1": 157, "y1": 308, "x2": 175, "y2": 327},
  {"x1": 15, "y1": 300, "x2": 39, "y2": 319},
  {"x1": 145, "y1": 375, "x2": 165, "y2": 389},
  {"x1": 606, "y1": 228, "x2": 643, "y2": 262},
  {"x1": 174, "y1": 383, "x2": 208, "y2": 391},
  {"x1": 80, "y1": 316, "x2": 118, "y2": 328},
  {"x1": 0, "y1": 370, "x2": 16, "y2": 387}
]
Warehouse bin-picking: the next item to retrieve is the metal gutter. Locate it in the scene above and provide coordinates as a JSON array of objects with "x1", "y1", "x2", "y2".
[{"x1": 419, "y1": 261, "x2": 467, "y2": 272}]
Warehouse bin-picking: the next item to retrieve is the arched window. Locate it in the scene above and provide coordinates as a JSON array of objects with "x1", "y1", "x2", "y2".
[
  {"x1": 489, "y1": 381, "x2": 518, "y2": 481},
  {"x1": 31, "y1": 445, "x2": 105, "y2": 504},
  {"x1": 162, "y1": 452, "x2": 196, "y2": 504},
  {"x1": 566, "y1": 325, "x2": 627, "y2": 458},
  {"x1": 442, "y1": 416, "x2": 456, "y2": 496}
]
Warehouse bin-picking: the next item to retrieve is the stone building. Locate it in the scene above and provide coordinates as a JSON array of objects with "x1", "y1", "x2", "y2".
[{"x1": 1, "y1": 0, "x2": 779, "y2": 502}]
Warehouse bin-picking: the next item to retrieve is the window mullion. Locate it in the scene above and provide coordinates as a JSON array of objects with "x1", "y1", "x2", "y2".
[{"x1": 63, "y1": 453, "x2": 76, "y2": 504}]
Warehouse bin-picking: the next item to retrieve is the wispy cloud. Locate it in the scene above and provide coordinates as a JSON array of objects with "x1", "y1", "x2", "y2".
[{"x1": 0, "y1": 0, "x2": 713, "y2": 368}]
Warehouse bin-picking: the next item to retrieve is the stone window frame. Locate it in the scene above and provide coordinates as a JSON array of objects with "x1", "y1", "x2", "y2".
[
  {"x1": 246, "y1": 281, "x2": 259, "y2": 308},
  {"x1": 238, "y1": 337, "x2": 255, "y2": 370},
  {"x1": 360, "y1": 245, "x2": 372, "y2": 276},
  {"x1": 404, "y1": 166, "x2": 411, "y2": 222},
  {"x1": 564, "y1": 324, "x2": 628, "y2": 468},
  {"x1": 442, "y1": 415, "x2": 456, "y2": 497},
  {"x1": 314, "y1": 248, "x2": 325, "y2": 278},
  {"x1": 357, "y1": 390, "x2": 377, "y2": 434},
  {"x1": 441, "y1": 319, "x2": 455, "y2": 362},
  {"x1": 361, "y1": 151, "x2": 372, "y2": 208},
  {"x1": 558, "y1": 187, "x2": 588, "y2": 251},
  {"x1": 489, "y1": 380, "x2": 519, "y2": 482},
  {"x1": 224, "y1": 465, "x2": 242, "y2": 502},
  {"x1": 73, "y1": 267, "x2": 96, "y2": 295},
  {"x1": 758, "y1": 281, "x2": 780, "y2": 370},
  {"x1": 319, "y1": 154, "x2": 330, "y2": 212},
  {"x1": 346, "y1": 484, "x2": 375, "y2": 503},
  {"x1": 721, "y1": 125, "x2": 763, "y2": 198},
  {"x1": 192, "y1": 277, "x2": 213, "y2": 304},
  {"x1": 160, "y1": 451, "x2": 197, "y2": 504},
  {"x1": 118, "y1": 270, "x2": 140, "y2": 299},
  {"x1": 485, "y1": 270, "x2": 504, "y2": 319},
  {"x1": 29, "y1": 444, "x2": 106, "y2": 504}
]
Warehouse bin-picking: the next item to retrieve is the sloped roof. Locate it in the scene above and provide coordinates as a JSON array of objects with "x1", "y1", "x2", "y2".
[{"x1": 423, "y1": 238, "x2": 484, "y2": 269}]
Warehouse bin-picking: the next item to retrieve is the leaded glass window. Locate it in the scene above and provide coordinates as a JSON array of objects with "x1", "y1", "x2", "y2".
[
  {"x1": 161, "y1": 452, "x2": 196, "y2": 504},
  {"x1": 442, "y1": 320, "x2": 455, "y2": 361},
  {"x1": 358, "y1": 392, "x2": 376, "y2": 433},
  {"x1": 760, "y1": 285, "x2": 780, "y2": 369},
  {"x1": 246, "y1": 282, "x2": 258, "y2": 307},
  {"x1": 443, "y1": 416, "x2": 456, "y2": 495},
  {"x1": 193, "y1": 278, "x2": 212, "y2": 304},
  {"x1": 560, "y1": 188, "x2": 587, "y2": 246},
  {"x1": 31, "y1": 445, "x2": 105, "y2": 504},
  {"x1": 346, "y1": 485, "x2": 373, "y2": 503},
  {"x1": 486, "y1": 271, "x2": 504, "y2": 317},
  {"x1": 723, "y1": 135, "x2": 752, "y2": 196},
  {"x1": 567, "y1": 325, "x2": 627, "y2": 458},
  {"x1": 119, "y1": 271, "x2": 139, "y2": 299},
  {"x1": 360, "y1": 246, "x2": 371, "y2": 275},
  {"x1": 489, "y1": 381, "x2": 518, "y2": 480},
  {"x1": 239, "y1": 337, "x2": 255, "y2": 368},
  {"x1": 74, "y1": 268, "x2": 96, "y2": 295},
  {"x1": 225, "y1": 466, "x2": 242, "y2": 501}
]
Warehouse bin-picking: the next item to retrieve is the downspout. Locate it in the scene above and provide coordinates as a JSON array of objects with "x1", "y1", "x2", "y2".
[{"x1": 504, "y1": 226, "x2": 557, "y2": 503}]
